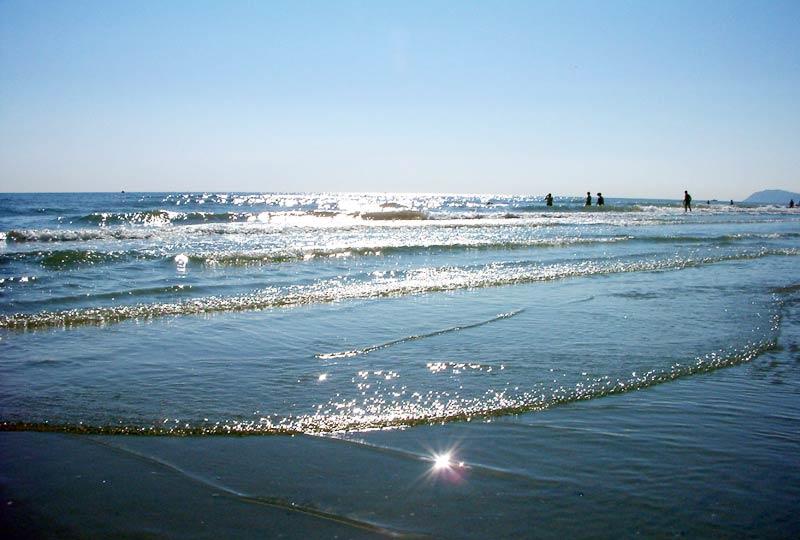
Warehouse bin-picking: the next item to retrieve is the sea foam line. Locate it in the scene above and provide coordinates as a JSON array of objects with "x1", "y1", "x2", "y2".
[
  {"x1": 1, "y1": 248, "x2": 796, "y2": 331},
  {"x1": 316, "y1": 309, "x2": 524, "y2": 359}
]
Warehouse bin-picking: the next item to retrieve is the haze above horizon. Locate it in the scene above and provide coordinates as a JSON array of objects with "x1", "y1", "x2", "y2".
[{"x1": 1, "y1": 1, "x2": 798, "y2": 199}]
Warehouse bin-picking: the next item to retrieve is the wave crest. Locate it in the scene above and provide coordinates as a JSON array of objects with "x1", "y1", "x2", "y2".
[
  {"x1": 5, "y1": 229, "x2": 154, "y2": 242},
  {"x1": 1, "y1": 247, "x2": 795, "y2": 330}
]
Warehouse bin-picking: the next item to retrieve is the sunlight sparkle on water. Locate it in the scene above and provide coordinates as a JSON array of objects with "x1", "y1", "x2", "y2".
[{"x1": 433, "y1": 452, "x2": 452, "y2": 470}]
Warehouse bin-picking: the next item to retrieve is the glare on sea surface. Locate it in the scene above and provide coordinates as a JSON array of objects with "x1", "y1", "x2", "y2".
[
  {"x1": 433, "y1": 451, "x2": 453, "y2": 470},
  {"x1": 425, "y1": 447, "x2": 467, "y2": 484}
]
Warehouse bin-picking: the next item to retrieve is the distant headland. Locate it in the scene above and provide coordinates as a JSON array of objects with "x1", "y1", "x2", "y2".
[{"x1": 743, "y1": 189, "x2": 800, "y2": 204}]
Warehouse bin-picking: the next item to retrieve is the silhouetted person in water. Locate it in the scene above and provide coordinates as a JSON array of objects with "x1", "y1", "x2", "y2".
[
  {"x1": 585, "y1": 192, "x2": 592, "y2": 206},
  {"x1": 597, "y1": 193, "x2": 604, "y2": 206},
  {"x1": 791, "y1": 199, "x2": 795, "y2": 209},
  {"x1": 545, "y1": 193, "x2": 553, "y2": 207},
  {"x1": 683, "y1": 190, "x2": 692, "y2": 212}
]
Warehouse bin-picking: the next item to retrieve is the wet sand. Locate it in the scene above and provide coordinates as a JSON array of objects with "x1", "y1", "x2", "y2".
[{"x1": 3, "y1": 345, "x2": 799, "y2": 539}]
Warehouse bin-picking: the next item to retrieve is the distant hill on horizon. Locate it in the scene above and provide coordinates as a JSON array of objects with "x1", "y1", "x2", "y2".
[{"x1": 743, "y1": 189, "x2": 800, "y2": 204}]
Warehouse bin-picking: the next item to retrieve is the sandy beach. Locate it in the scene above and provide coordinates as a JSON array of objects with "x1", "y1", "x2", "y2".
[{"x1": 3, "y1": 329, "x2": 799, "y2": 538}]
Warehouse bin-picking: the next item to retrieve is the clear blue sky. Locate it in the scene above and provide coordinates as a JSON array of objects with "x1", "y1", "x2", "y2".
[{"x1": 1, "y1": 0, "x2": 798, "y2": 198}]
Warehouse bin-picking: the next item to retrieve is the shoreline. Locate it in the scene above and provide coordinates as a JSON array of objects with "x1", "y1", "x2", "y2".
[{"x1": 3, "y1": 347, "x2": 799, "y2": 538}]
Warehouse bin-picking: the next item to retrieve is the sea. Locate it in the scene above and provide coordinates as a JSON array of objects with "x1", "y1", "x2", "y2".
[{"x1": 1, "y1": 192, "x2": 799, "y2": 538}]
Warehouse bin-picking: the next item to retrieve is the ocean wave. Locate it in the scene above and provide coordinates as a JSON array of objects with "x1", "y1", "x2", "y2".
[
  {"x1": 633, "y1": 231, "x2": 800, "y2": 244},
  {"x1": 0, "y1": 236, "x2": 632, "y2": 270},
  {"x1": 358, "y1": 210, "x2": 428, "y2": 220},
  {"x1": 0, "y1": 335, "x2": 777, "y2": 436},
  {"x1": 771, "y1": 283, "x2": 800, "y2": 295},
  {"x1": 74, "y1": 209, "x2": 432, "y2": 226},
  {"x1": 6, "y1": 220, "x2": 799, "y2": 247},
  {"x1": 286, "y1": 335, "x2": 779, "y2": 435},
  {"x1": 77, "y1": 210, "x2": 258, "y2": 226},
  {"x1": 189, "y1": 237, "x2": 634, "y2": 266},
  {"x1": 3, "y1": 230, "x2": 793, "y2": 274},
  {"x1": 0, "y1": 236, "x2": 633, "y2": 270},
  {"x1": 9, "y1": 284, "x2": 198, "y2": 308},
  {"x1": 1, "y1": 247, "x2": 796, "y2": 330},
  {"x1": 0, "y1": 249, "x2": 149, "y2": 269},
  {"x1": 39, "y1": 249, "x2": 127, "y2": 269},
  {"x1": 5, "y1": 229, "x2": 154, "y2": 242},
  {"x1": 513, "y1": 204, "x2": 645, "y2": 213}
]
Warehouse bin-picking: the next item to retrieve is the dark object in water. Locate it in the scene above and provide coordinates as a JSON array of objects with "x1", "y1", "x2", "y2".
[{"x1": 360, "y1": 210, "x2": 427, "y2": 221}]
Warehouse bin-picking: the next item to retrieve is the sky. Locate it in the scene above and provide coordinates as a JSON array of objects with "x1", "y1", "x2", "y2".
[{"x1": 0, "y1": 0, "x2": 798, "y2": 199}]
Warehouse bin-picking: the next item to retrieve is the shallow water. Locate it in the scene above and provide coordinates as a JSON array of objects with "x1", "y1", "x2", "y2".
[
  {"x1": 2, "y1": 328, "x2": 799, "y2": 537},
  {"x1": 1, "y1": 192, "x2": 798, "y2": 435},
  {"x1": 1, "y1": 192, "x2": 799, "y2": 537}
]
